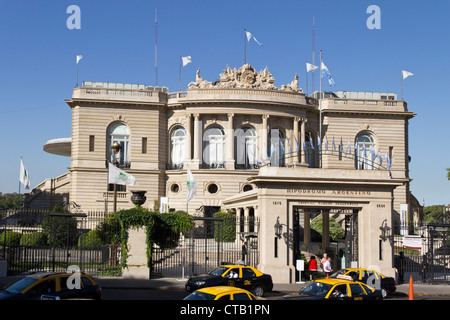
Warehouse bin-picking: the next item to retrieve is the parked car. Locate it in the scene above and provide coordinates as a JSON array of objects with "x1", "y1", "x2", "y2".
[
  {"x1": 331, "y1": 268, "x2": 396, "y2": 298},
  {"x1": 184, "y1": 286, "x2": 258, "y2": 300},
  {"x1": 0, "y1": 272, "x2": 102, "y2": 300},
  {"x1": 288, "y1": 278, "x2": 383, "y2": 300},
  {"x1": 185, "y1": 264, "x2": 273, "y2": 297}
]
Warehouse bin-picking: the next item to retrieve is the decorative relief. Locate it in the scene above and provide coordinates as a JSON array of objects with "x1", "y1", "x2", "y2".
[{"x1": 188, "y1": 64, "x2": 303, "y2": 93}]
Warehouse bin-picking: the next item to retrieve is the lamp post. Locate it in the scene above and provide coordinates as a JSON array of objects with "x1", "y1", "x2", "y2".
[{"x1": 274, "y1": 217, "x2": 283, "y2": 238}]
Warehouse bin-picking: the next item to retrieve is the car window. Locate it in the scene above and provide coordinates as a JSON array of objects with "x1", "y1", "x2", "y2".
[
  {"x1": 349, "y1": 284, "x2": 367, "y2": 297},
  {"x1": 217, "y1": 294, "x2": 231, "y2": 300},
  {"x1": 300, "y1": 282, "x2": 333, "y2": 297},
  {"x1": 209, "y1": 267, "x2": 229, "y2": 277},
  {"x1": 329, "y1": 284, "x2": 348, "y2": 299},
  {"x1": 3, "y1": 277, "x2": 38, "y2": 294},
  {"x1": 81, "y1": 277, "x2": 93, "y2": 287},
  {"x1": 233, "y1": 293, "x2": 252, "y2": 300},
  {"x1": 184, "y1": 291, "x2": 216, "y2": 300},
  {"x1": 29, "y1": 279, "x2": 56, "y2": 296},
  {"x1": 224, "y1": 268, "x2": 240, "y2": 278},
  {"x1": 242, "y1": 268, "x2": 256, "y2": 278}
]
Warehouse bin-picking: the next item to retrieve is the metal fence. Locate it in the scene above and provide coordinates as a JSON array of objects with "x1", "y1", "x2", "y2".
[
  {"x1": 151, "y1": 216, "x2": 259, "y2": 278},
  {"x1": 1, "y1": 210, "x2": 259, "y2": 279},
  {"x1": 393, "y1": 222, "x2": 449, "y2": 284},
  {"x1": 0, "y1": 209, "x2": 122, "y2": 277}
]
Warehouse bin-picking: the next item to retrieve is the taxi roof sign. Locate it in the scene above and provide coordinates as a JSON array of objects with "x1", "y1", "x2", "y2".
[{"x1": 336, "y1": 275, "x2": 353, "y2": 281}]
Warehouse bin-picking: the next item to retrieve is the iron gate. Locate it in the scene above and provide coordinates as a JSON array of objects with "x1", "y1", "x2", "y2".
[
  {"x1": 394, "y1": 222, "x2": 450, "y2": 284},
  {"x1": 151, "y1": 216, "x2": 259, "y2": 278}
]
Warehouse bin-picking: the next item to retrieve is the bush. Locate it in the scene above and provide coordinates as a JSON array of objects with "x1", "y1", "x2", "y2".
[
  {"x1": 0, "y1": 231, "x2": 22, "y2": 246},
  {"x1": 19, "y1": 232, "x2": 47, "y2": 246},
  {"x1": 78, "y1": 230, "x2": 103, "y2": 248},
  {"x1": 213, "y1": 210, "x2": 236, "y2": 242},
  {"x1": 41, "y1": 207, "x2": 79, "y2": 247}
]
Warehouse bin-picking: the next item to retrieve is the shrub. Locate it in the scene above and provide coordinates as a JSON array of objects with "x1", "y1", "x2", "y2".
[
  {"x1": 41, "y1": 207, "x2": 78, "y2": 247},
  {"x1": 0, "y1": 231, "x2": 22, "y2": 246},
  {"x1": 78, "y1": 230, "x2": 103, "y2": 248},
  {"x1": 19, "y1": 232, "x2": 47, "y2": 246},
  {"x1": 213, "y1": 210, "x2": 236, "y2": 242}
]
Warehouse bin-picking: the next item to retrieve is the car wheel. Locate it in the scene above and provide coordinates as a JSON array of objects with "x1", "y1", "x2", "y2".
[{"x1": 252, "y1": 284, "x2": 265, "y2": 297}]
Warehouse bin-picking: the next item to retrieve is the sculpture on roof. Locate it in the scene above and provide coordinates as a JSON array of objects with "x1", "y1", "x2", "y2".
[{"x1": 187, "y1": 64, "x2": 302, "y2": 93}]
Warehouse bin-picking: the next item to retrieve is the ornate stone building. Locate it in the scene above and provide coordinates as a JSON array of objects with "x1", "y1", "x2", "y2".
[{"x1": 28, "y1": 64, "x2": 418, "y2": 282}]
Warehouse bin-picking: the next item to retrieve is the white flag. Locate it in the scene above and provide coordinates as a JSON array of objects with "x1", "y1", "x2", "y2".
[
  {"x1": 19, "y1": 157, "x2": 30, "y2": 190},
  {"x1": 182, "y1": 56, "x2": 192, "y2": 67},
  {"x1": 186, "y1": 168, "x2": 197, "y2": 202},
  {"x1": 245, "y1": 30, "x2": 263, "y2": 46},
  {"x1": 108, "y1": 162, "x2": 135, "y2": 186},
  {"x1": 76, "y1": 55, "x2": 83, "y2": 64},
  {"x1": 402, "y1": 70, "x2": 414, "y2": 79},
  {"x1": 306, "y1": 63, "x2": 318, "y2": 72}
]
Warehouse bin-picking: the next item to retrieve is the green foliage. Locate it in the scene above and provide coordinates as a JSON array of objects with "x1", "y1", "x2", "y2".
[
  {"x1": 95, "y1": 218, "x2": 121, "y2": 245},
  {"x1": 423, "y1": 205, "x2": 446, "y2": 223},
  {"x1": 41, "y1": 206, "x2": 78, "y2": 247},
  {"x1": 0, "y1": 231, "x2": 23, "y2": 246},
  {"x1": 78, "y1": 230, "x2": 103, "y2": 248},
  {"x1": 213, "y1": 210, "x2": 236, "y2": 242},
  {"x1": 109, "y1": 206, "x2": 194, "y2": 268},
  {"x1": 0, "y1": 192, "x2": 24, "y2": 210},
  {"x1": 19, "y1": 232, "x2": 47, "y2": 246},
  {"x1": 310, "y1": 215, "x2": 345, "y2": 241}
]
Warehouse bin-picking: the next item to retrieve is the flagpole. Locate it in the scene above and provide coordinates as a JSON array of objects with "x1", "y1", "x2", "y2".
[
  {"x1": 155, "y1": 8, "x2": 158, "y2": 86},
  {"x1": 179, "y1": 56, "x2": 182, "y2": 91},
  {"x1": 306, "y1": 61, "x2": 309, "y2": 96},
  {"x1": 76, "y1": 60, "x2": 78, "y2": 88},
  {"x1": 401, "y1": 73, "x2": 403, "y2": 101},
  {"x1": 244, "y1": 28, "x2": 247, "y2": 64},
  {"x1": 319, "y1": 50, "x2": 323, "y2": 141}
]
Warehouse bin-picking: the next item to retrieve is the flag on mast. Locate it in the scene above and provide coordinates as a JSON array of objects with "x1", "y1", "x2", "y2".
[
  {"x1": 245, "y1": 30, "x2": 263, "y2": 46},
  {"x1": 108, "y1": 162, "x2": 135, "y2": 186},
  {"x1": 76, "y1": 55, "x2": 83, "y2": 64},
  {"x1": 182, "y1": 56, "x2": 192, "y2": 67},
  {"x1": 19, "y1": 157, "x2": 30, "y2": 190},
  {"x1": 187, "y1": 167, "x2": 197, "y2": 202},
  {"x1": 402, "y1": 70, "x2": 414, "y2": 79},
  {"x1": 306, "y1": 63, "x2": 318, "y2": 72},
  {"x1": 321, "y1": 61, "x2": 335, "y2": 86}
]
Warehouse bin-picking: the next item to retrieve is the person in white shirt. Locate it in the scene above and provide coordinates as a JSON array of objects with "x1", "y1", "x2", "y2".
[{"x1": 324, "y1": 257, "x2": 333, "y2": 277}]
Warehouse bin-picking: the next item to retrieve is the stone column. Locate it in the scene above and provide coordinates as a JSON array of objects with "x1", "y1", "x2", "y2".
[
  {"x1": 261, "y1": 114, "x2": 269, "y2": 163},
  {"x1": 185, "y1": 114, "x2": 192, "y2": 165},
  {"x1": 301, "y1": 210, "x2": 312, "y2": 252},
  {"x1": 293, "y1": 117, "x2": 300, "y2": 164},
  {"x1": 225, "y1": 113, "x2": 235, "y2": 169},
  {"x1": 192, "y1": 114, "x2": 201, "y2": 169},
  {"x1": 321, "y1": 209, "x2": 330, "y2": 253},
  {"x1": 300, "y1": 118, "x2": 307, "y2": 164}
]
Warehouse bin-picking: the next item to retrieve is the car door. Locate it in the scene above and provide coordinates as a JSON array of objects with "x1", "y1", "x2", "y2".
[
  {"x1": 26, "y1": 279, "x2": 57, "y2": 300},
  {"x1": 241, "y1": 267, "x2": 257, "y2": 292},
  {"x1": 349, "y1": 283, "x2": 368, "y2": 300},
  {"x1": 224, "y1": 268, "x2": 242, "y2": 287}
]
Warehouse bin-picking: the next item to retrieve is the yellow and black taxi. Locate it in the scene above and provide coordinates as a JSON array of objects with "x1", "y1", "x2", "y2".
[
  {"x1": 185, "y1": 264, "x2": 273, "y2": 297},
  {"x1": 290, "y1": 278, "x2": 383, "y2": 300},
  {"x1": 0, "y1": 272, "x2": 102, "y2": 300},
  {"x1": 184, "y1": 286, "x2": 258, "y2": 300},
  {"x1": 331, "y1": 268, "x2": 396, "y2": 298}
]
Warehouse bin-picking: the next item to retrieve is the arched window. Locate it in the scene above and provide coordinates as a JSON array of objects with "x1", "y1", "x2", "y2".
[
  {"x1": 268, "y1": 128, "x2": 285, "y2": 167},
  {"x1": 203, "y1": 125, "x2": 225, "y2": 169},
  {"x1": 170, "y1": 127, "x2": 186, "y2": 169},
  {"x1": 235, "y1": 126, "x2": 257, "y2": 169},
  {"x1": 355, "y1": 132, "x2": 375, "y2": 170},
  {"x1": 108, "y1": 123, "x2": 130, "y2": 168}
]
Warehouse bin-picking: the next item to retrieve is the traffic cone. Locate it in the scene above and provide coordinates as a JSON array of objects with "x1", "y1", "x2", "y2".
[
  {"x1": 326, "y1": 273, "x2": 329, "y2": 279},
  {"x1": 408, "y1": 275, "x2": 414, "y2": 300}
]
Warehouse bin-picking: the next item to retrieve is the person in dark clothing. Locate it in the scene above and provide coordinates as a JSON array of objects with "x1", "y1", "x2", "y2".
[{"x1": 242, "y1": 241, "x2": 248, "y2": 263}]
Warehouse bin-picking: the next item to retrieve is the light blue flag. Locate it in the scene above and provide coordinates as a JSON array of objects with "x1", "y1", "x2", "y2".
[
  {"x1": 309, "y1": 134, "x2": 315, "y2": 150},
  {"x1": 347, "y1": 138, "x2": 352, "y2": 155},
  {"x1": 321, "y1": 62, "x2": 335, "y2": 87},
  {"x1": 286, "y1": 137, "x2": 293, "y2": 153},
  {"x1": 332, "y1": 136, "x2": 336, "y2": 152},
  {"x1": 245, "y1": 30, "x2": 263, "y2": 46},
  {"x1": 339, "y1": 137, "x2": 344, "y2": 153},
  {"x1": 324, "y1": 135, "x2": 329, "y2": 151},
  {"x1": 317, "y1": 134, "x2": 321, "y2": 151},
  {"x1": 294, "y1": 135, "x2": 299, "y2": 152}
]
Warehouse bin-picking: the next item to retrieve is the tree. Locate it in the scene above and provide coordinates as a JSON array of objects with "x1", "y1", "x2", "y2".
[
  {"x1": 447, "y1": 168, "x2": 450, "y2": 180},
  {"x1": 0, "y1": 192, "x2": 24, "y2": 210},
  {"x1": 423, "y1": 205, "x2": 445, "y2": 223},
  {"x1": 310, "y1": 215, "x2": 345, "y2": 241}
]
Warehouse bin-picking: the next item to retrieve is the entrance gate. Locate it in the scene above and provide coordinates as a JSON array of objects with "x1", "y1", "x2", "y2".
[{"x1": 151, "y1": 217, "x2": 259, "y2": 278}]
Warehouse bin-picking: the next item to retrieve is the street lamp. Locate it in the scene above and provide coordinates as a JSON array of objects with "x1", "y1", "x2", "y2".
[{"x1": 274, "y1": 217, "x2": 283, "y2": 238}]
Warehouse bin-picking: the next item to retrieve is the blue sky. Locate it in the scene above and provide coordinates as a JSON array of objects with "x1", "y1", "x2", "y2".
[{"x1": 0, "y1": 0, "x2": 449, "y2": 206}]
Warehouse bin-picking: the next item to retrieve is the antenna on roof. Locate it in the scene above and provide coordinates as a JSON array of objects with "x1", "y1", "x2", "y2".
[{"x1": 155, "y1": 8, "x2": 158, "y2": 86}]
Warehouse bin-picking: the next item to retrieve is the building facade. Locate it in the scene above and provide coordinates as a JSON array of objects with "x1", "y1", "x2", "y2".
[{"x1": 28, "y1": 64, "x2": 418, "y2": 282}]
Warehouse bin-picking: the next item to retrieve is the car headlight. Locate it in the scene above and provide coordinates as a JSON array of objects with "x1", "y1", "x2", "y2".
[{"x1": 193, "y1": 281, "x2": 205, "y2": 286}]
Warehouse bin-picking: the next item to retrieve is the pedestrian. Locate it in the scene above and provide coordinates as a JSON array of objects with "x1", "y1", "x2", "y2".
[
  {"x1": 420, "y1": 254, "x2": 428, "y2": 282},
  {"x1": 324, "y1": 257, "x2": 333, "y2": 278},
  {"x1": 396, "y1": 251, "x2": 405, "y2": 284},
  {"x1": 321, "y1": 253, "x2": 328, "y2": 271},
  {"x1": 241, "y1": 241, "x2": 248, "y2": 264},
  {"x1": 308, "y1": 256, "x2": 317, "y2": 281}
]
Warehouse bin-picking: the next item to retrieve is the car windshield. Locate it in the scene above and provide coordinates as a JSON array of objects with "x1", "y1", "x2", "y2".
[
  {"x1": 3, "y1": 277, "x2": 38, "y2": 294},
  {"x1": 300, "y1": 282, "x2": 333, "y2": 297},
  {"x1": 184, "y1": 291, "x2": 216, "y2": 300},
  {"x1": 330, "y1": 269, "x2": 349, "y2": 278},
  {"x1": 208, "y1": 267, "x2": 229, "y2": 277}
]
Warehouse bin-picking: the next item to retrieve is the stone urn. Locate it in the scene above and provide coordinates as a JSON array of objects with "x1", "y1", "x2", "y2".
[{"x1": 130, "y1": 190, "x2": 147, "y2": 206}]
